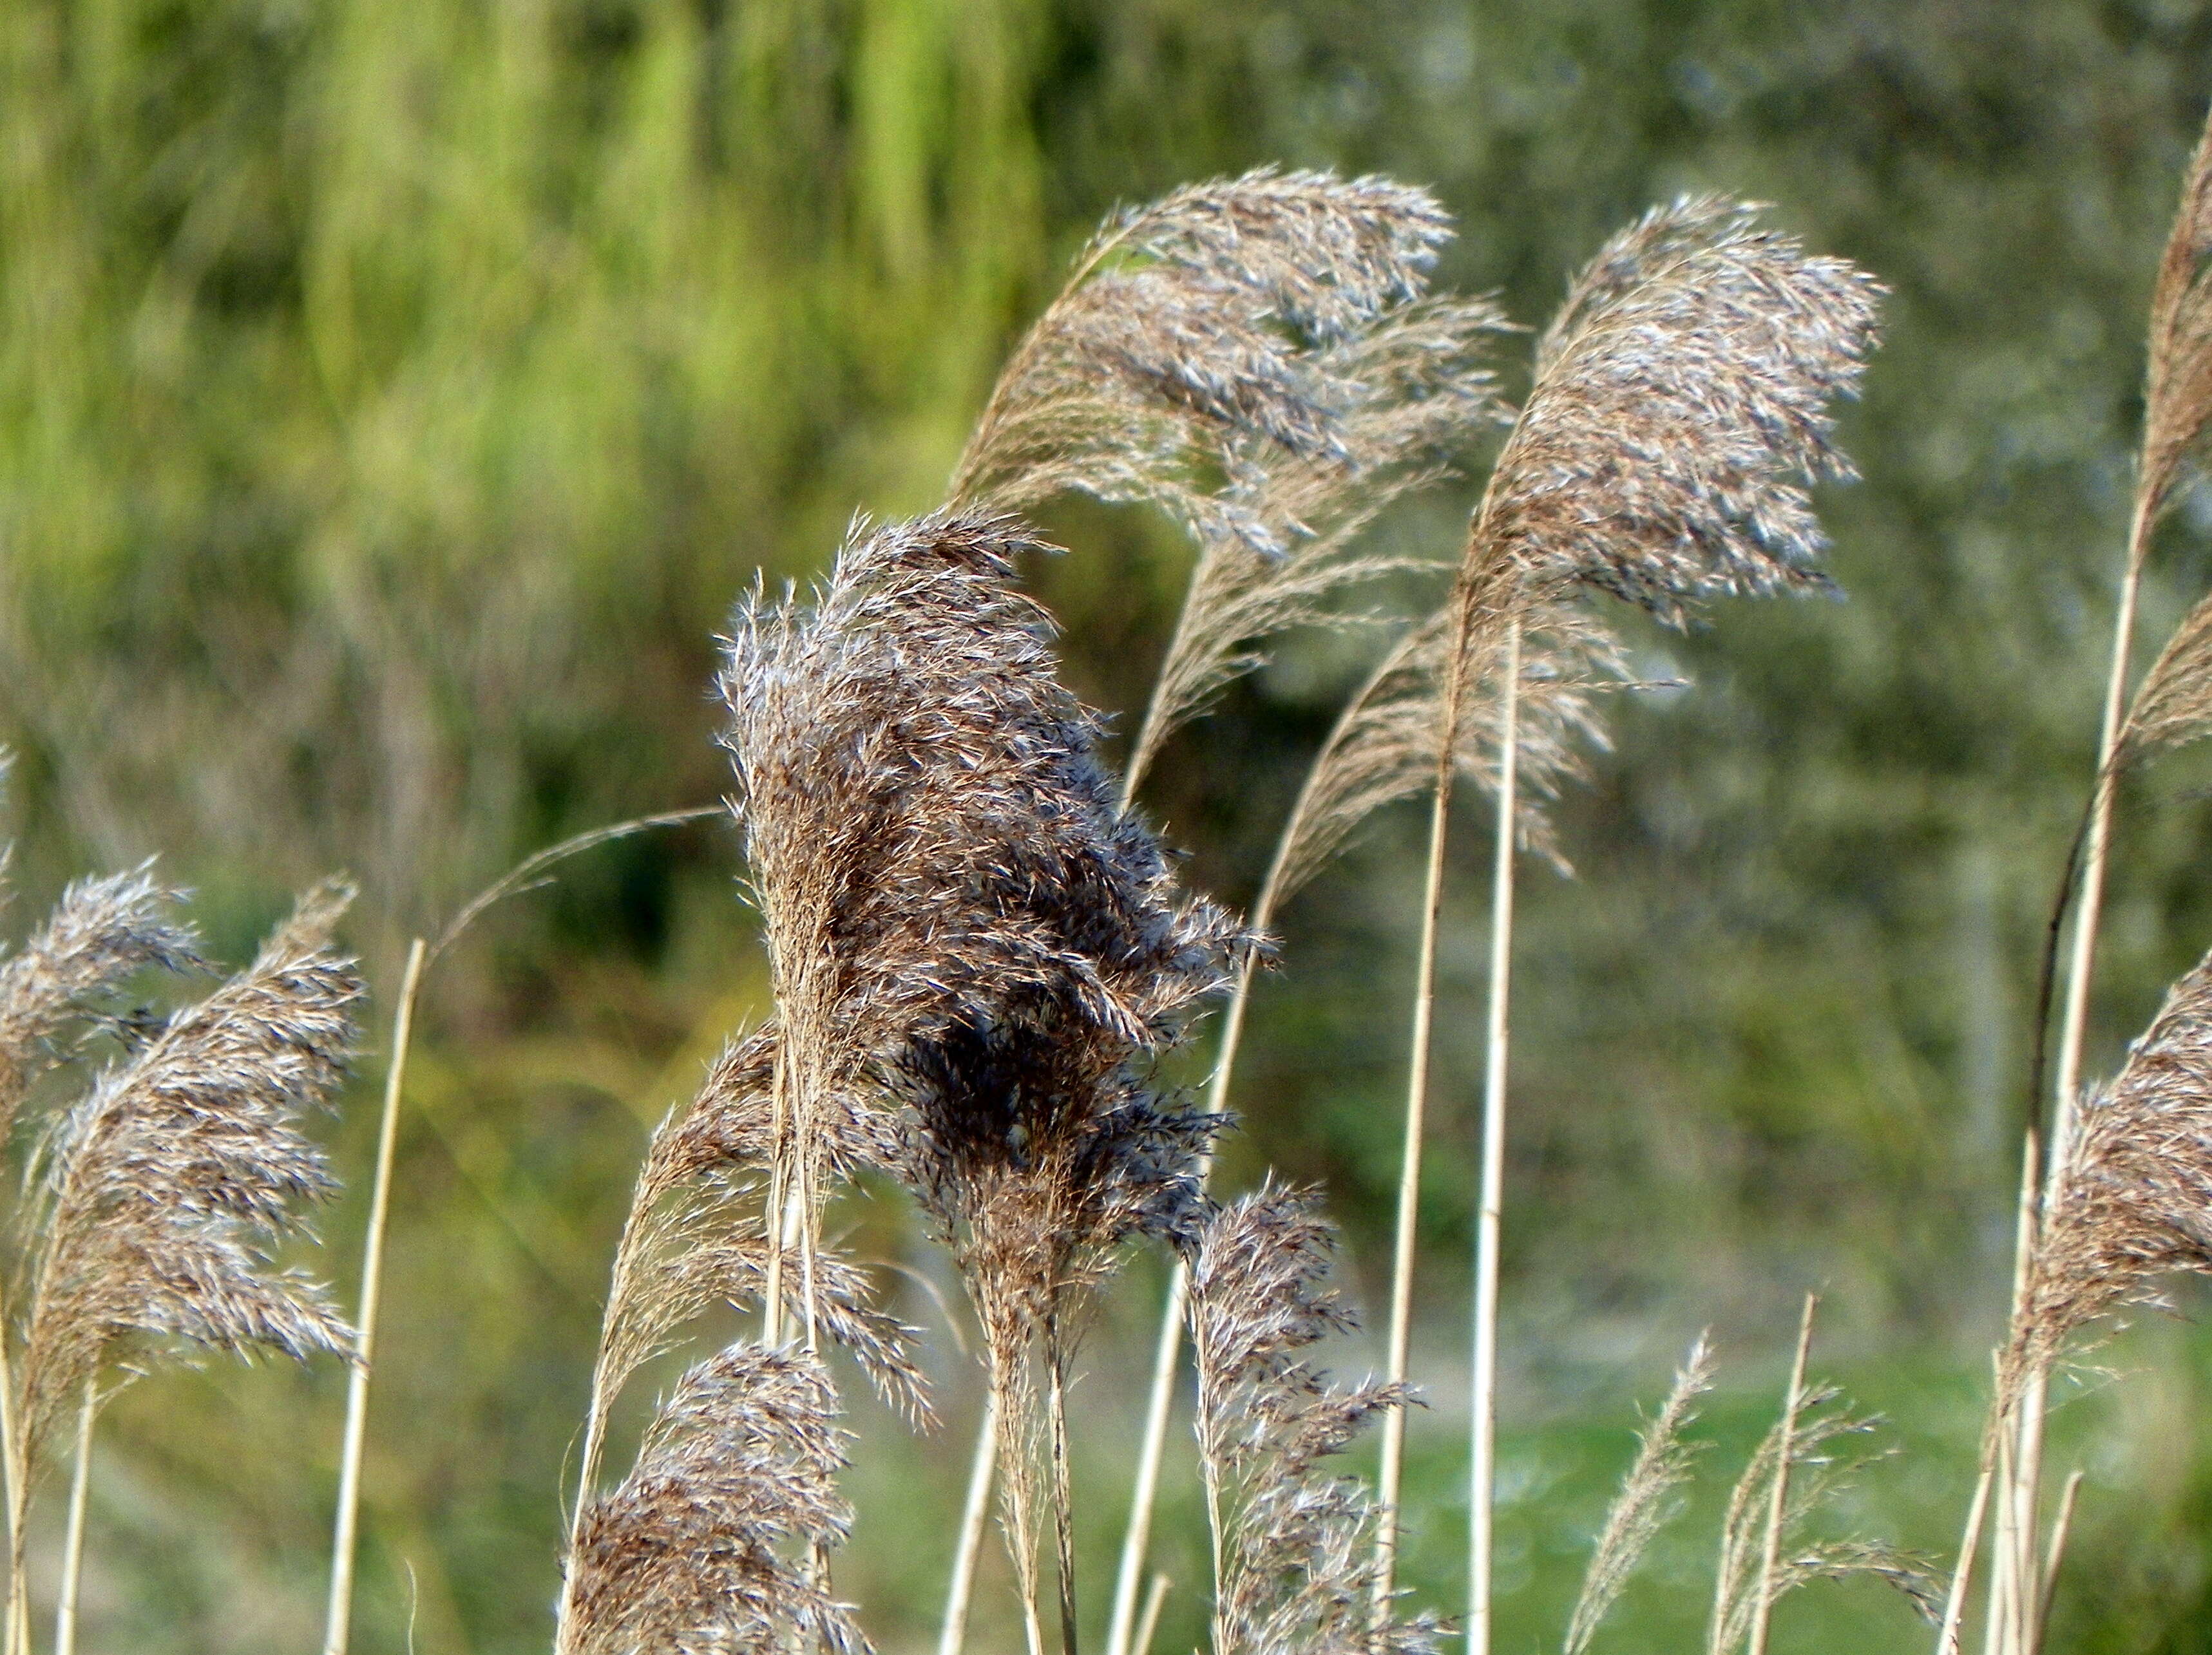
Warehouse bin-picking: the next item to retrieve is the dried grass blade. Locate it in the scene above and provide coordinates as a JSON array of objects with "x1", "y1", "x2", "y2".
[{"x1": 1563, "y1": 1334, "x2": 1716, "y2": 1655}]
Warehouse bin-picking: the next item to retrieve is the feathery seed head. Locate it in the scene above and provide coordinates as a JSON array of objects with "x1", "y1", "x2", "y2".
[
  {"x1": 1476, "y1": 197, "x2": 1883, "y2": 627},
  {"x1": 563, "y1": 1344, "x2": 866, "y2": 1655},
  {"x1": 2138, "y1": 102, "x2": 2212, "y2": 541},
  {"x1": 17, "y1": 880, "x2": 361, "y2": 1466},
  {"x1": 2025, "y1": 946, "x2": 2212, "y2": 1376},
  {"x1": 949, "y1": 171, "x2": 1475, "y2": 560},
  {"x1": 1188, "y1": 1184, "x2": 1442, "y2": 1655},
  {"x1": 0, "y1": 864, "x2": 202, "y2": 1140}
]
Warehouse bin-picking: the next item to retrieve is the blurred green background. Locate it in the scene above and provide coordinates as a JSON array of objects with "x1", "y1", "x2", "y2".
[{"x1": 10, "y1": 0, "x2": 2212, "y2": 1649}]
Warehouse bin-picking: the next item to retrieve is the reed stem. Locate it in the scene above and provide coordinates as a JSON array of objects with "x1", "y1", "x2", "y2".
[
  {"x1": 323, "y1": 936, "x2": 427, "y2": 1655},
  {"x1": 0, "y1": 1307, "x2": 26, "y2": 1655},
  {"x1": 1047, "y1": 1325, "x2": 1080, "y2": 1655},
  {"x1": 1464, "y1": 616, "x2": 1521, "y2": 1654},
  {"x1": 1937, "y1": 1438, "x2": 1998, "y2": 1655},
  {"x1": 53, "y1": 1381, "x2": 93, "y2": 1655},
  {"x1": 1746, "y1": 1294, "x2": 1816, "y2": 1655},
  {"x1": 1373, "y1": 734, "x2": 1456, "y2": 1618},
  {"x1": 939, "y1": 1394, "x2": 1000, "y2": 1655},
  {"x1": 1105, "y1": 961, "x2": 1254, "y2": 1655},
  {"x1": 1132, "y1": 1573, "x2": 1170, "y2": 1655},
  {"x1": 2031, "y1": 1470, "x2": 2083, "y2": 1655}
]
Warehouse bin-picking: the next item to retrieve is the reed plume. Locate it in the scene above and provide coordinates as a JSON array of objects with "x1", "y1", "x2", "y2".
[
  {"x1": 16, "y1": 882, "x2": 360, "y2": 1454},
  {"x1": 1705, "y1": 1377, "x2": 1936, "y2": 1654},
  {"x1": 560, "y1": 1343, "x2": 865, "y2": 1655},
  {"x1": 1273, "y1": 600, "x2": 1624, "y2": 901},
  {"x1": 949, "y1": 169, "x2": 1455, "y2": 558},
  {"x1": 579, "y1": 1022, "x2": 928, "y2": 1497},
  {"x1": 2019, "y1": 946, "x2": 2212, "y2": 1377},
  {"x1": 1186, "y1": 1183, "x2": 1440, "y2": 1655},
  {"x1": 5, "y1": 882, "x2": 361, "y2": 1650},
  {"x1": 984, "y1": 171, "x2": 1518, "y2": 1655},
  {"x1": 1121, "y1": 294, "x2": 1513, "y2": 793},
  {"x1": 0, "y1": 865, "x2": 202, "y2": 1141},
  {"x1": 1392, "y1": 196, "x2": 1880, "y2": 1647},
  {"x1": 721, "y1": 508, "x2": 1244, "y2": 1654},
  {"x1": 1454, "y1": 196, "x2": 1880, "y2": 643},
  {"x1": 1561, "y1": 1336, "x2": 1715, "y2": 1655}
]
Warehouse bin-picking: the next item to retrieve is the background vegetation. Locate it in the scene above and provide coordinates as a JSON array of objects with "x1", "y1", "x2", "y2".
[{"x1": 7, "y1": 0, "x2": 2212, "y2": 1649}]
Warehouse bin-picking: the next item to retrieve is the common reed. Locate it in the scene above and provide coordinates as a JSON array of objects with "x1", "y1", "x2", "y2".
[
  {"x1": 949, "y1": 169, "x2": 1460, "y2": 558},
  {"x1": 1952, "y1": 97, "x2": 2212, "y2": 1655},
  {"x1": 1364, "y1": 196, "x2": 1881, "y2": 1649},
  {"x1": 0, "y1": 877, "x2": 361, "y2": 1655},
  {"x1": 1185, "y1": 1183, "x2": 1440, "y2": 1655},
  {"x1": 950, "y1": 171, "x2": 1521, "y2": 1655},
  {"x1": 711, "y1": 507, "x2": 1248, "y2": 1655},
  {"x1": 1561, "y1": 1336, "x2": 1713, "y2": 1655}
]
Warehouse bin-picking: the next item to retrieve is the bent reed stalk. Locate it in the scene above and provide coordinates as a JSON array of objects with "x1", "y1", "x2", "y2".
[
  {"x1": 1369, "y1": 196, "x2": 1882, "y2": 1641},
  {"x1": 1943, "y1": 100, "x2": 2212, "y2": 1655}
]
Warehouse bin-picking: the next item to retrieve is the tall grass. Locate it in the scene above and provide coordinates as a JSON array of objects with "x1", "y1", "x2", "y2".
[{"x1": 19, "y1": 67, "x2": 2212, "y2": 1655}]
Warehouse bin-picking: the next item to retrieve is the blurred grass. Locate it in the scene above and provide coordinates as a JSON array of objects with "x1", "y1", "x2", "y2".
[{"x1": 10, "y1": 0, "x2": 2212, "y2": 1649}]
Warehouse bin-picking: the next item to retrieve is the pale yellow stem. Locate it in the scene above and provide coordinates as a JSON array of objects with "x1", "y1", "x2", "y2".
[
  {"x1": 1106, "y1": 960, "x2": 1254, "y2": 1655},
  {"x1": 325, "y1": 938, "x2": 427, "y2": 1655},
  {"x1": 939, "y1": 1394, "x2": 1000, "y2": 1655},
  {"x1": 1937, "y1": 1446, "x2": 1998, "y2": 1655},
  {"x1": 1464, "y1": 616, "x2": 1523, "y2": 1654},
  {"x1": 1746, "y1": 1295, "x2": 1817, "y2": 1655},
  {"x1": 2031, "y1": 1470, "x2": 2083, "y2": 1655},
  {"x1": 1132, "y1": 1574, "x2": 1170, "y2": 1655},
  {"x1": 1373, "y1": 750, "x2": 1455, "y2": 1619},
  {"x1": 53, "y1": 1381, "x2": 92, "y2": 1655}
]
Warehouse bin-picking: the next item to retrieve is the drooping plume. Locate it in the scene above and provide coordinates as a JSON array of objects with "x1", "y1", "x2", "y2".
[
  {"x1": 587, "y1": 1023, "x2": 929, "y2": 1442},
  {"x1": 2022, "y1": 946, "x2": 2212, "y2": 1376},
  {"x1": 1269, "y1": 597, "x2": 1625, "y2": 907},
  {"x1": 17, "y1": 881, "x2": 361, "y2": 1468},
  {"x1": 949, "y1": 169, "x2": 1458, "y2": 559},
  {"x1": 720, "y1": 509, "x2": 1246, "y2": 1647},
  {"x1": 1704, "y1": 1379, "x2": 1937, "y2": 1653},
  {"x1": 561, "y1": 1345, "x2": 865, "y2": 1655},
  {"x1": 1187, "y1": 1183, "x2": 1441, "y2": 1655},
  {"x1": 1466, "y1": 196, "x2": 1883, "y2": 628},
  {"x1": 0, "y1": 865, "x2": 202, "y2": 1142},
  {"x1": 2134, "y1": 106, "x2": 2212, "y2": 547},
  {"x1": 1123, "y1": 294, "x2": 1514, "y2": 791}
]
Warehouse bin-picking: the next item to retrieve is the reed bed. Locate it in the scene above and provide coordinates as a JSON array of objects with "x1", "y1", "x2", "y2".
[{"x1": 15, "y1": 115, "x2": 2212, "y2": 1655}]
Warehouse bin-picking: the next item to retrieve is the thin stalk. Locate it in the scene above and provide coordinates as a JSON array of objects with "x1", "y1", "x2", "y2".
[
  {"x1": 2005, "y1": 518, "x2": 2146, "y2": 1655},
  {"x1": 0, "y1": 1307, "x2": 24, "y2": 1655},
  {"x1": 939, "y1": 1394, "x2": 1000, "y2": 1655},
  {"x1": 1372, "y1": 753, "x2": 1455, "y2": 1618},
  {"x1": 1105, "y1": 961, "x2": 1254, "y2": 1655},
  {"x1": 2050, "y1": 509, "x2": 2148, "y2": 1168},
  {"x1": 53, "y1": 1381, "x2": 92, "y2": 1655},
  {"x1": 1985, "y1": 1419, "x2": 2016, "y2": 1655},
  {"x1": 1202, "y1": 1368, "x2": 1229, "y2": 1655},
  {"x1": 2004, "y1": 1134, "x2": 2045, "y2": 1655},
  {"x1": 324, "y1": 936, "x2": 427, "y2": 1655},
  {"x1": 1937, "y1": 1441, "x2": 1999, "y2": 1655},
  {"x1": 1047, "y1": 1325, "x2": 1080, "y2": 1655},
  {"x1": 761, "y1": 1052, "x2": 790, "y2": 1348},
  {"x1": 2031, "y1": 1470, "x2": 2083, "y2": 1655},
  {"x1": 1464, "y1": 616, "x2": 1522, "y2": 1654},
  {"x1": 1746, "y1": 1294, "x2": 1817, "y2": 1655},
  {"x1": 1132, "y1": 1574, "x2": 1170, "y2": 1655}
]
